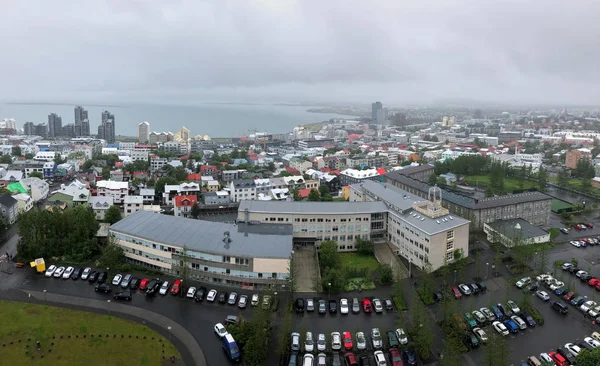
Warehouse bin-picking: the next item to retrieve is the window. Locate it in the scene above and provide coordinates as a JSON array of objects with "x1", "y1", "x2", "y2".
[
  {"x1": 446, "y1": 251, "x2": 454, "y2": 261},
  {"x1": 258, "y1": 273, "x2": 263, "y2": 278},
  {"x1": 272, "y1": 273, "x2": 277, "y2": 278},
  {"x1": 317, "y1": 218, "x2": 323, "y2": 222},
  {"x1": 301, "y1": 218, "x2": 308, "y2": 222},
  {"x1": 447, "y1": 230, "x2": 455, "y2": 240},
  {"x1": 446, "y1": 241, "x2": 454, "y2": 250},
  {"x1": 222, "y1": 256, "x2": 230, "y2": 263}
]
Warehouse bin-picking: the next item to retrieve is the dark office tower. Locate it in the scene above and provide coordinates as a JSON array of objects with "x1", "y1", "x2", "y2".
[
  {"x1": 24, "y1": 122, "x2": 34, "y2": 135},
  {"x1": 100, "y1": 110, "x2": 116, "y2": 143},
  {"x1": 473, "y1": 109, "x2": 483, "y2": 119},
  {"x1": 371, "y1": 102, "x2": 383, "y2": 120},
  {"x1": 48, "y1": 113, "x2": 62, "y2": 137},
  {"x1": 35, "y1": 124, "x2": 48, "y2": 138},
  {"x1": 74, "y1": 106, "x2": 87, "y2": 125},
  {"x1": 81, "y1": 119, "x2": 90, "y2": 136}
]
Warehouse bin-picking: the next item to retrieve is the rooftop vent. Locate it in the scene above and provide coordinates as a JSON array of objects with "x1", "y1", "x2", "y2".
[
  {"x1": 449, "y1": 216, "x2": 453, "y2": 220},
  {"x1": 420, "y1": 218, "x2": 425, "y2": 221},
  {"x1": 436, "y1": 220, "x2": 440, "y2": 224}
]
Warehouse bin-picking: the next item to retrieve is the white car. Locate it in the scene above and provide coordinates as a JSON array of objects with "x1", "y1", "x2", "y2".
[
  {"x1": 584, "y1": 336, "x2": 600, "y2": 348},
  {"x1": 158, "y1": 281, "x2": 170, "y2": 295},
  {"x1": 539, "y1": 353, "x2": 553, "y2": 364},
  {"x1": 251, "y1": 293, "x2": 259, "y2": 306},
  {"x1": 373, "y1": 351, "x2": 386, "y2": 365},
  {"x1": 507, "y1": 300, "x2": 520, "y2": 314},
  {"x1": 213, "y1": 323, "x2": 228, "y2": 338},
  {"x1": 589, "y1": 306, "x2": 600, "y2": 318},
  {"x1": 395, "y1": 328, "x2": 408, "y2": 345},
  {"x1": 570, "y1": 241, "x2": 582, "y2": 248},
  {"x1": 458, "y1": 284, "x2": 471, "y2": 295},
  {"x1": 549, "y1": 281, "x2": 565, "y2": 291},
  {"x1": 304, "y1": 332, "x2": 314, "y2": 353},
  {"x1": 581, "y1": 300, "x2": 597, "y2": 313},
  {"x1": 472, "y1": 327, "x2": 488, "y2": 343},
  {"x1": 593, "y1": 332, "x2": 600, "y2": 342},
  {"x1": 356, "y1": 332, "x2": 366, "y2": 350},
  {"x1": 331, "y1": 332, "x2": 341, "y2": 351},
  {"x1": 303, "y1": 354, "x2": 314, "y2": 364},
  {"x1": 340, "y1": 298, "x2": 349, "y2": 314},
  {"x1": 207, "y1": 289, "x2": 217, "y2": 302},
  {"x1": 291, "y1": 332, "x2": 300, "y2": 352},
  {"x1": 472, "y1": 310, "x2": 486, "y2": 324},
  {"x1": 576, "y1": 270, "x2": 588, "y2": 278},
  {"x1": 80, "y1": 267, "x2": 91, "y2": 280},
  {"x1": 536, "y1": 290, "x2": 550, "y2": 301},
  {"x1": 317, "y1": 353, "x2": 326, "y2": 366},
  {"x1": 510, "y1": 315, "x2": 527, "y2": 330},
  {"x1": 560, "y1": 228, "x2": 569, "y2": 234},
  {"x1": 238, "y1": 295, "x2": 248, "y2": 309},
  {"x1": 53, "y1": 266, "x2": 65, "y2": 278},
  {"x1": 562, "y1": 263, "x2": 573, "y2": 271},
  {"x1": 317, "y1": 333, "x2": 326, "y2": 352},
  {"x1": 515, "y1": 277, "x2": 531, "y2": 288},
  {"x1": 371, "y1": 328, "x2": 383, "y2": 349},
  {"x1": 536, "y1": 273, "x2": 552, "y2": 281},
  {"x1": 492, "y1": 321, "x2": 509, "y2": 336},
  {"x1": 373, "y1": 298, "x2": 383, "y2": 313},
  {"x1": 45, "y1": 265, "x2": 57, "y2": 277},
  {"x1": 565, "y1": 343, "x2": 581, "y2": 357},
  {"x1": 186, "y1": 287, "x2": 196, "y2": 298},
  {"x1": 112, "y1": 274, "x2": 123, "y2": 286},
  {"x1": 62, "y1": 266, "x2": 74, "y2": 279}
]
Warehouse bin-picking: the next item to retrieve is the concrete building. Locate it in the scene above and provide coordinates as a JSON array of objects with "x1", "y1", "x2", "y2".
[
  {"x1": 96, "y1": 180, "x2": 129, "y2": 204},
  {"x1": 20, "y1": 177, "x2": 49, "y2": 202},
  {"x1": 566, "y1": 148, "x2": 592, "y2": 169},
  {"x1": 123, "y1": 195, "x2": 143, "y2": 217},
  {"x1": 371, "y1": 101, "x2": 383, "y2": 120},
  {"x1": 139, "y1": 188, "x2": 155, "y2": 204},
  {"x1": 0, "y1": 194, "x2": 18, "y2": 224},
  {"x1": 484, "y1": 218, "x2": 550, "y2": 247},
  {"x1": 384, "y1": 172, "x2": 552, "y2": 229},
  {"x1": 346, "y1": 155, "x2": 388, "y2": 168},
  {"x1": 229, "y1": 180, "x2": 257, "y2": 202},
  {"x1": 162, "y1": 183, "x2": 200, "y2": 205},
  {"x1": 138, "y1": 121, "x2": 150, "y2": 143},
  {"x1": 392, "y1": 165, "x2": 436, "y2": 183},
  {"x1": 174, "y1": 195, "x2": 198, "y2": 218},
  {"x1": 48, "y1": 113, "x2": 62, "y2": 137},
  {"x1": 87, "y1": 196, "x2": 114, "y2": 220},
  {"x1": 13, "y1": 193, "x2": 33, "y2": 213},
  {"x1": 204, "y1": 191, "x2": 231, "y2": 205},
  {"x1": 109, "y1": 210, "x2": 293, "y2": 289},
  {"x1": 339, "y1": 168, "x2": 381, "y2": 187}
]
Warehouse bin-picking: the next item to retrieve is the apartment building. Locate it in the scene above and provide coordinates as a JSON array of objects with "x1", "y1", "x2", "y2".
[
  {"x1": 204, "y1": 191, "x2": 231, "y2": 205},
  {"x1": 109, "y1": 210, "x2": 293, "y2": 289},
  {"x1": 88, "y1": 196, "x2": 114, "y2": 220},
  {"x1": 565, "y1": 148, "x2": 592, "y2": 169},
  {"x1": 96, "y1": 180, "x2": 129, "y2": 204},
  {"x1": 229, "y1": 180, "x2": 256, "y2": 202},
  {"x1": 139, "y1": 188, "x2": 155, "y2": 204},
  {"x1": 346, "y1": 155, "x2": 388, "y2": 168},
  {"x1": 123, "y1": 195, "x2": 143, "y2": 217},
  {"x1": 339, "y1": 168, "x2": 381, "y2": 186},
  {"x1": 162, "y1": 183, "x2": 200, "y2": 205}
]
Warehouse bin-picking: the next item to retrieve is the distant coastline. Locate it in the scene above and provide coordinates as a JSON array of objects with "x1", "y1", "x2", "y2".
[{"x1": 306, "y1": 107, "x2": 364, "y2": 117}]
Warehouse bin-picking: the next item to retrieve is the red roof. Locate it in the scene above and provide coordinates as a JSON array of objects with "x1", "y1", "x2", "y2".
[
  {"x1": 376, "y1": 168, "x2": 387, "y2": 175},
  {"x1": 348, "y1": 134, "x2": 362, "y2": 140},
  {"x1": 133, "y1": 171, "x2": 147, "y2": 178},
  {"x1": 297, "y1": 188, "x2": 311, "y2": 198},
  {"x1": 286, "y1": 167, "x2": 300, "y2": 175},
  {"x1": 200, "y1": 165, "x2": 218, "y2": 174},
  {"x1": 187, "y1": 173, "x2": 201, "y2": 181},
  {"x1": 174, "y1": 195, "x2": 197, "y2": 207},
  {"x1": 115, "y1": 162, "x2": 123, "y2": 167}
]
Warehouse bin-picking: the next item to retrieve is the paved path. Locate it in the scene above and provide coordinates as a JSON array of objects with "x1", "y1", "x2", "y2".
[
  {"x1": 1, "y1": 288, "x2": 205, "y2": 366},
  {"x1": 294, "y1": 246, "x2": 318, "y2": 293},
  {"x1": 373, "y1": 242, "x2": 409, "y2": 279}
]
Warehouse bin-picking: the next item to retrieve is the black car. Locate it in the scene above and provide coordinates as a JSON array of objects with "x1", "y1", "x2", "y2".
[
  {"x1": 130, "y1": 277, "x2": 140, "y2": 289},
  {"x1": 97, "y1": 271, "x2": 108, "y2": 283},
  {"x1": 568, "y1": 267, "x2": 580, "y2": 274},
  {"x1": 469, "y1": 283, "x2": 479, "y2": 294},
  {"x1": 557, "y1": 346, "x2": 576, "y2": 364},
  {"x1": 295, "y1": 298, "x2": 305, "y2": 313},
  {"x1": 358, "y1": 355, "x2": 372, "y2": 366},
  {"x1": 527, "y1": 284, "x2": 538, "y2": 292},
  {"x1": 477, "y1": 281, "x2": 487, "y2": 292},
  {"x1": 218, "y1": 291, "x2": 228, "y2": 304},
  {"x1": 551, "y1": 300, "x2": 569, "y2": 314},
  {"x1": 402, "y1": 349, "x2": 417, "y2": 366},
  {"x1": 95, "y1": 283, "x2": 111, "y2": 293},
  {"x1": 318, "y1": 299, "x2": 327, "y2": 314},
  {"x1": 88, "y1": 271, "x2": 98, "y2": 283},
  {"x1": 581, "y1": 273, "x2": 593, "y2": 282},
  {"x1": 496, "y1": 303, "x2": 512, "y2": 318},
  {"x1": 464, "y1": 332, "x2": 479, "y2": 348},
  {"x1": 114, "y1": 291, "x2": 132, "y2": 301},
  {"x1": 146, "y1": 279, "x2": 161, "y2": 296},
  {"x1": 331, "y1": 352, "x2": 342, "y2": 366},
  {"x1": 328, "y1": 299, "x2": 337, "y2": 314},
  {"x1": 384, "y1": 299, "x2": 393, "y2": 310},
  {"x1": 579, "y1": 341, "x2": 595, "y2": 351},
  {"x1": 287, "y1": 352, "x2": 298, "y2": 366},
  {"x1": 519, "y1": 311, "x2": 536, "y2": 327},
  {"x1": 433, "y1": 291, "x2": 444, "y2": 302},
  {"x1": 71, "y1": 267, "x2": 82, "y2": 280},
  {"x1": 194, "y1": 286, "x2": 207, "y2": 302}
]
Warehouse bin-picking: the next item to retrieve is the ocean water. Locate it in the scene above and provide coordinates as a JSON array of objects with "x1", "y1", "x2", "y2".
[{"x1": 0, "y1": 102, "x2": 348, "y2": 138}]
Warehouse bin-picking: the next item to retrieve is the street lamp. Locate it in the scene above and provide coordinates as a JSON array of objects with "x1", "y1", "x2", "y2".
[
  {"x1": 43, "y1": 289, "x2": 47, "y2": 303},
  {"x1": 167, "y1": 326, "x2": 172, "y2": 342},
  {"x1": 328, "y1": 282, "x2": 331, "y2": 299},
  {"x1": 107, "y1": 300, "x2": 111, "y2": 316},
  {"x1": 485, "y1": 263, "x2": 489, "y2": 279},
  {"x1": 453, "y1": 270, "x2": 457, "y2": 284}
]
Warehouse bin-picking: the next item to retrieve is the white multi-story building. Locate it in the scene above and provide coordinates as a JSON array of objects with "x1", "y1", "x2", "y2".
[
  {"x1": 139, "y1": 188, "x2": 155, "y2": 204},
  {"x1": 87, "y1": 196, "x2": 114, "y2": 220},
  {"x1": 96, "y1": 180, "x2": 129, "y2": 204},
  {"x1": 131, "y1": 149, "x2": 149, "y2": 162},
  {"x1": 20, "y1": 177, "x2": 49, "y2": 202},
  {"x1": 162, "y1": 183, "x2": 200, "y2": 205},
  {"x1": 150, "y1": 157, "x2": 167, "y2": 173},
  {"x1": 124, "y1": 195, "x2": 143, "y2": 217},
  {"x1": 138, "y1": 121, "x2": 150, "y2": 143},
  {"x1": 229, "y1": 180, "x2": 256, "y2": 203},
  {"x1": 13, "y1": 193, "x2": 33, "y2": 213},
  {"x1": 33, "y1": 151, "x2": 58, "y2": 162}
]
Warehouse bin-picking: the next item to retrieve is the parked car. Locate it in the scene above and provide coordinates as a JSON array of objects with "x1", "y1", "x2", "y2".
[
  {"x1": 515, "y1": 277, "x2": 531, "y2": 288},
  {"x1": 97, "y1": 271, "x2": 108, "y2": 283},
  {"x1": 186, "y1": 287, "x2": 197, "y2": 299},
  {"x1": 218, "y1": 291, "x2": 228, "y2": 304},
  {"x1": 328, "y1": 299, "x2": 337, "y2": 314},
  {"x1": 228, "y1": 292, "x2": 238, "y2": 305},
  {"x1": 581, "y1": 300, "x2": 597, "y2": 313},
  {"x1": 251, "y1": 294, "x2": 259, "y2": 306},
  {"x1": 464, "y1": 312, "x2": 477, "y2": 328},
  {"x1": 71, "y1": 267, "x2": 82, "y2": 280},
  {"x1": 195, "y1": 287, "x2": 207, "y2": 301},
  {"x1": 317, "y1": 333, "x2": 327, "y2": 352},
  {"x1": 480, "y1": 307, "x2": 496, "y2": 322},
  {"x1": 469, "y1": 283, "x2": 480, "y2": 294},
  {"x1": 355, "y1": 332, "x2": 366, "y2": 351},
  {"x1": 62, "y1": 266, "x2": 74, "y2": 279},
  {"x1": 158, "y1": 281, "x2": 170, "y2": 295},
  {"x1": 95, "y1": 283, "x2": 111, "y2": 293},
  {"x1": 362, "y1": 298, "x2": 372, "y2": 313},
  {"x1": 373, "y1": 351, "x2": 386, "y2": 366},
  {"x1": 557, "y1": 346, "x2": 576, "y2": 364},
  {"x1": 340, "y1": 298, "x2": 349, "y2": 314},
  {"x1": 318, "y1": 300, "x2": 327, "y2": 314},
  {"x1": 384, "y1": 299, "x2": 393, "y2": 311},
  {"x1": 290, "y1": 332, "x2": 300, "y2": 352},
  {"x1": 342, "y1": 331, "x2": 353, "y2": 350},
  {"x1": 170, "y1": 279, "x2": 182, "y2": 295},
  {"x1": 238, "y1": 295, "x2": 248, "y2": 309},
  {"x1": 402, "y1": 349, "x2": 417, "y2": 366},
  {"x1": 491, "y1": 305, "x2": 504, "y2": 320},
  {"x1": 396, "y1": 328, "x2": 408, "y2": 345},
  {"x1": 584, "y1": 336, "x2": 600, "y2": 348},
  {"x1": 372, "y1": 298, "x2": 383, "y2": 313},
  {"x1": 121, "y1": 274, "x2": 132, "y2": 288},
  {"x1": 536, "y1": 290, "x2": 550, "y2": 301},
  {"x1": 306, "y1": 298, "x2": 315, "y2": 312},
  {"x1": 389, "y1": 347, "x2": 402, "y2": 366},
  {"x1": 563, "y1": 291, "x2": 576, "y2": 301},
  {"x1": 207, "y1": 289, "x2": 218, "y2": 302},
  {"x1": 130, "y1": 277, "x2": 140, "y2": 289},
  {"x1": 146, "y1": 279, "x2": 161, "y2": 296},
  {"x1": 551, "y1": 300, "x2": 569, "y2": 314},
  {"x1": 507, "y1": 300, "x2": 520, "y2": 314},
  {"x1": 451, "y1": 286, "x2": 462, "y2": 299},
  {"x1": 472, "y1": 310, "x2": 487, "y2": 325},
  {"x1": 304, "y1": 332, "x2": 314, "y2": 353},
  {"x1": 492, "y1": 321, "x2": 509, "y2": 336},
  {"x1": 80, "y1": 267, "x2": 91, "y2": 280},
  {"x1": 87, "y1": 271, "x2": 98, "y2": 283},
  {"x1": 111, "y1": 274, "x2": 123, "y2": 286},
  {"x1": 352, "y1": 298, "x2": 360, "y2": 313},
  {"x1": 458, "y1": 284, "x2": 471, "y2": 295},
  {"x1": 502, "y1": 319, "x2": 519, "y2": 333},
  {"x1": 519, "y1": 311, "x2": 536, "y2": 327},
  {"x1": 387, "y1": 330, "x2": 399, "y2": 348},
  {"x1": 571, "y1": 295, "x2": 586, "y2": 306},
  {"x1": 295, "y1": 298, "x2": 305, "y2": 313},
  {"x1": 565, "y1": 343, "x2": 582, "y2": 357},
  {"x1": 473, "y1": 327, "x2": 488, "y2": 343},
  {"x1": 138, "y1": 278, "x2": 149, "y2": 290},
  {"x1": 331, "y1": 332, "x2": 342, "y2": 351},
  {"x1": 510, "y1": 315, "x2": 527, "y2": 330},
  {"x1": 371, "y1": 328, "x2": 383, "y2": 349},
  {"x1": 53, "y1": 266, "x2": 65, "y2": 278},
  {"x1": 113, "y1": 291, "x2": 132, "y2": 301}
]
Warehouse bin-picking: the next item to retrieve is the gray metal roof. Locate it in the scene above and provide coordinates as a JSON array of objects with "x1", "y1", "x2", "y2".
[
  {"x1": 110, "y1": 210, "x2": 293, "y2": 259},
  {"x1": 395, "y1": 164, "x2": 435, "y2": 176},
  {"x1": 238, "y1": 200, "x2": 388, "y2": 215},
  {"x1": 396, "y1": 209, "x2": 469, "y2": 235},
  {"x1": 232, "y1": 179, "x2": 256, "y2": 188},
  {"x1": 0, "y1": 193, "x2": 17, "y2": 208},
  {"x1": 486, "y1": 218, "x2": 549, "y2": 240},
  {"x1": 351, "y1": 180, "x2": 420, "y2": 211}
]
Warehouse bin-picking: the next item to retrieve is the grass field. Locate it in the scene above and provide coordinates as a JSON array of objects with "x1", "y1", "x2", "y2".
[
  {"x1": 0, "y1": 301, "x2": 179, "y2": 365},
  {"x1": 463, "y1": 175, "x2": 538, "y2": 192},
  {"x1": 339, "y1": 252, "x2": 381, "y2": 272}
]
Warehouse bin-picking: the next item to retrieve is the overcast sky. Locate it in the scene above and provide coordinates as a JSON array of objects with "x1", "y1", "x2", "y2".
[{"x1": 1, "y1": 0, "x2": 599, "y2": 106}]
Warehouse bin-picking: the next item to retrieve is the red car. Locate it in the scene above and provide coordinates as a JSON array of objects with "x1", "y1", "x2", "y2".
[
  {"x1": 451, "y1": 286, "x2": 462, "y2": 299},
  {"x1": 344, "y1": 352, "x2": 358, "y2": 366},
  {"x1": 342, "y1": 331, "x2": 353, "y2": 350},
  {"x1": 362, "y1": 298, "x2": 372, "y2": 313},
  {"x1": 595, "y1": 282, "x2": 600, "y2": 291},
  {"x1": 563, "y1": 291, "x2": 576, "y2": 301},
  {"x1": 549, "y1": 351, "x2": 568, "y2": 366},
  {"x1": 589, "y1": 278, "x2": 600, "y2": 287},
  {"x1": 587, "y1": 223, "x2": 594, "y2": 228},
  {"x1": 138, "y1": 278, "x2": 150, "y2": 290},
  {"x1": 389, "y1": 347, "x2": 403, "y2": 366},
  {"x1": 574, "y1": 225, "x2": 582, "y2": 231},
  {"x1": 170, "y1": 279, "x2": 182, "y2": 295}
]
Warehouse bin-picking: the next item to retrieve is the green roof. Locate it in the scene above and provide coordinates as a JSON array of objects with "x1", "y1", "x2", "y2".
[{"x1": 7, "y1": 182, "x2": 27, "y2": 194}]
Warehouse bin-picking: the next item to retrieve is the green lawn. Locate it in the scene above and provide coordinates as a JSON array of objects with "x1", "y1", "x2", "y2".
[
  {"x1": 339, "y1": 252, "x2": 381, "y2": 272},
  {"x1": 0, "y1": 301, "x2": 180, "y2": 365},
  {"x1": 463, "y1": 175, "x2": 537, "y2": 192}
]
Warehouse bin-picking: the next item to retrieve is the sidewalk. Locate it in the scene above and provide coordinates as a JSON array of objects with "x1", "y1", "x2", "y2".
[
  {"x1": 373, "y1": 242, "x2": 409, "y2": 279},
  {"x1": 3, "y1": 288, "x2": 205, "y2": 366}
]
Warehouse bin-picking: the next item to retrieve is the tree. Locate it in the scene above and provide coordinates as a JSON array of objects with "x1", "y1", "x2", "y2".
[
  {"x1": 576, "y1": 348, "x2": 600, "y2": 365},
  {"x1": 485, "y1": 186, "x2": 494, "y2": 197},
  {"x1": 557, "y1": 168, "x2": 569, "y2": 188},
  {"x1": 408, "y1": 292, "x2": 433, "y2": 360},
  {"x1": 537, "y1": 166, "x2": 548, "y2": 191},
  {"x1": 29, "y1": 171, "x2": 43, "y2": 179},
  {"x1": 102, "y1": 166, "x2": 111, "y2": 179},
  {"x1": 307, "y1": 189, "x2": 320, "y2": 201},
  {"x1": 175, "y1": 245, "x2": 191, "y2": 283},
  {"x1": 98, "y1": 238, "x2": 126, "y2": 270},
  {"x1": 105, "y1": 205, "x2": 123, "y2": 224},
  {"x1": 355, "y1": 238, "x2": 374, "y2": 255},
  {"x1": 318, "y1": 184, "x2": 330, "y2": 197},
  {"x1": 0, "y1": 155, "x2": 12, "y2": 164},
  {"x1": 24, "y1": 153, "x2": 34, "y2": 159},
  {"x1": 267, "y1": 162, "x2": 276, "y2": 171},
  {"x1": 11, "y1": 146, "x2": 21, "y2": 156},
  {"x1": 428, "y1": 173, "x2": 438, "y2": 186},
  {"x1": 436, "y1": 176, "x2": 447, "y2": 187},
  {"x1": 54, "y1": 153, "x2": 66, "y2": 164},
  {"x1": 190, "y1": 203, "x2": 201, "y2": 219},
  {"x1": 441, "y1": 335, "x2": 464, "y2": 366},
  {"x1": 155, "y1": 176, "x2": 180, "y2": 193},
  {"x1": 318, "y1": 240, "x2": 340, "y2": 270},
  {"x1": 378, "y1": 264, "x2": 393, "y2": 285}
]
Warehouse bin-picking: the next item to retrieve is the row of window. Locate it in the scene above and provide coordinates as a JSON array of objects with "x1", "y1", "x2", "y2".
[
  {"x1": 294, "y1": 225, "x2": 370, "y2": 233},
  {"x1": 294, "y1": 217, "x2": 369, "y2": 223}
]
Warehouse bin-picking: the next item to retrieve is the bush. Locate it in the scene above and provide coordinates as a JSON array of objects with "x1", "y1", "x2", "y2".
[
  {"x1": 392, "y1": 295, "x2": 407, "y2": 311},
  {"x1": 416, "y1": 287, "x2": 435, "y2": 306},
  {"x1": 519, "y1": 302, "x2": 544, "y2": 326}
]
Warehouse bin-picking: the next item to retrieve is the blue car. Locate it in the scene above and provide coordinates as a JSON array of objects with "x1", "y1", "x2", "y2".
[
  {"x1": 503, "y1": 319, "x2": 519, "y2": 333},
  {"x1": 555, "y1": 288, "x2": 568, "y2": 296},
  {"x1": 491, "y1": 305, "x2": 504, "y2": 320}
]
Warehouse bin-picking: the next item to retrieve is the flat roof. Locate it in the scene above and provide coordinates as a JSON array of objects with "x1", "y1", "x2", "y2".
[
  {"x1": 110, "y1": 210, "x2": 293, "y2": 259},
  {"x1": 238, "y1": 200, "x2": 388, "y2": 215},
  {"x1": 486, "y1": 218, "x2": 549, "y2": 240}
]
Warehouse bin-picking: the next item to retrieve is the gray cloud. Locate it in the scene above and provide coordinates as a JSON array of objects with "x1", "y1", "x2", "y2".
[{"x1": 1, "y1": 0, "x2": 599, "y2": 105}]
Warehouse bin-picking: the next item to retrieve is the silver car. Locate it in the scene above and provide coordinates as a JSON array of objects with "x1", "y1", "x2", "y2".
[
  {"x1": 306, "y1": 298, "x2": 315, "y2": 312},
  {"x1": 356, "y1": 331, "x2": 366, "y2": 350},
  {"x1": 371, "y1": 328, "x2": 382, "y2": 349},
  {"x1": 158, "y1": 281, "x2": 170, "y2": 295},
  {"x1": 317, "y1": 333, "x2": 326, "y2": 352},
  {"x1": 238, "y1": 295, "x2": 248, "y2": 308},
  {"x1": 352, "y1": 298, "x2": 360, "y2": 313},
  {"x1": 304, "y1": 332, "x2": 314, "y2": 353}
]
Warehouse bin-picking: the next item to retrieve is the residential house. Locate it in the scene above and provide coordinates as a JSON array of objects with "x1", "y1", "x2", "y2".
[
  {"x1": 0, "y1": 194, "x2": 18, "y2": 224},
  {"x1": 96, "y1": 180, "x2": 129, "y2": 204},
  {"x1": 132, "y1": 171, "x2": 148, "y2": 181},
  {"x1": 162, "y1": 182, "x2": 200, "y2": 205},
  {"x1": 174, "y1": 195, "x2": 198, "y2": 218},
  {"x1": 87, "y1": 196, "x2": 114, "y2": 220},
  {"x1": 229, "y1": 179, "x2": 256, "y2": 202},
  {"x1": 289, "y1": 157, "x2": 313, "y2": 173},
  {"x1": 19, "y1": 177, "x2": 49, "y2": 202},
  {"x1": 203, "y1": 191, "x2": 231, "y2": 205},
  {"x1": 339, "y1": 168, "x2": 381, "y2": 186},
  {"x1": 206, "y1": 180, "x2": 219, "y2": 192},
  {"x1": 77, "y1": 169, "x2": 99, "y2": 186},
  {"x1": 316, "y1": 156, "x2": 342, "y2": 170},
  {"x1": 13, "y1": 193, "x2": 33, "y2": 213},
  {"x1": 124, "y1": 195, "x2": 144, "y2": 217},
  {"x1": 23, "y1": 161, "x2": 44, "y2": 178},
  {"x1": 186, "y1": 173, "x2": 201, "y2": 183},
  {"x1": 110, "y1": 169, "x2": 124, "y2": 182},
  {"x1": 222, "y1": 169, "x2": 244, "y2": 182},
  {"x1": 43, "y1": 162, "x2": 57, "y2": 178},
  {"x1": 282, "y1": 175, "x2": 306, "y2": 191},
  {"x1": 1, "y1": 170, "x2": 23, "y2": 186},
  {"x1": 139, "y1": 188, "x2": 155, "y2": 204},
  {"x1": 200, "y1": 165, "x2": 219, "y2": 177},
  {"x1": 73, "y1": 190, "x2": 90, "y2": 207}
]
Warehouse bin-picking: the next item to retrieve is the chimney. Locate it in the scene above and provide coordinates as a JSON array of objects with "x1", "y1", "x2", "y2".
[{"x1": 244, "y1": 208, "x2": 249, "y2": 224}]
